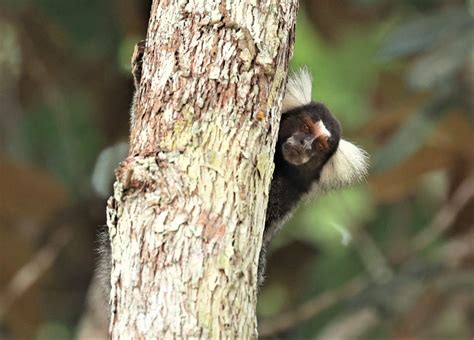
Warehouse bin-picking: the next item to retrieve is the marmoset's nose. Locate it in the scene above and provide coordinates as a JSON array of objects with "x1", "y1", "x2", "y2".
[{"x1": 295, "y1": 134, "x2": 315, "y2": 149}]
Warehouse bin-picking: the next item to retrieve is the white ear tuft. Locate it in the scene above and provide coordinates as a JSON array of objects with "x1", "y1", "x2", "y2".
[
  {"x1": 319, "y1": 139, "x2": 369, "y2": 191},
  {"x1": 282, "y1": 67, "x2": 313, "y2": 112}
]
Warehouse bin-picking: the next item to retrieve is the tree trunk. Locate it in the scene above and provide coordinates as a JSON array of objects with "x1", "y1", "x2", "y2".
[{"x1": 107, "y1": 0, "x2": 298, "y2": 338}]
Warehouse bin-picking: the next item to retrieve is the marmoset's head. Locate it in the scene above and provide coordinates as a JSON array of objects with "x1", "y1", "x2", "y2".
[
  {"x1": 279, "y1": 102, "x2": 340, "y2": 167},
  {"x1": 279, "y1": 68, "x2": 369, "y2": 189}
]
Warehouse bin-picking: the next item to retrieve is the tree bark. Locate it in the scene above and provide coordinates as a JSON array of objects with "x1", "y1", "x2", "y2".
[{"x1": 107, "y1": 0, "x2": 298, "y2": 338}]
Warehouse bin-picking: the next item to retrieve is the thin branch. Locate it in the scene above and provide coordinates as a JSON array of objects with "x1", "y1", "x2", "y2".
[
  {"x1": 315, "y1": 307, "x2": 379, "y2": 340},
  {"x1": 413, "y1": 177, "x2": 474, "y2": 251},
  {"x1": 258, "y1": 276, "x2": 366, "y2": 337},
  {"x1": 0, "y1": 227, "x2": 72, "y2": 319},
  {"x1": 354, "y1": 228, "x2": 394, "y2": 283},
  {"x1": 315, "y1": 269, "x2": 473, "y2": 340}
]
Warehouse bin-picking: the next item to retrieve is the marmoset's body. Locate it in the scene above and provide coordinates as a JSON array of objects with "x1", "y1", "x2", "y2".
[
  {"x1": 97, "y1": 43, "x2": 369, "y2": 305},
  {"x1": 259, "y1": 68, "x2": 368, "y2": 283}
]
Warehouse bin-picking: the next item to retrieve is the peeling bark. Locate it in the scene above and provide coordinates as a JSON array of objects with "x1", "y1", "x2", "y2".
[{"x1": 107, "y1": 0, "x2": 298, "y2": 338}]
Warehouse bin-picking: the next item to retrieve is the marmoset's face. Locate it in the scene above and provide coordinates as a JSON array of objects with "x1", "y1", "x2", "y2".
[{"x1": 279, "y1": 103, "x2": 341, "y2": 166}]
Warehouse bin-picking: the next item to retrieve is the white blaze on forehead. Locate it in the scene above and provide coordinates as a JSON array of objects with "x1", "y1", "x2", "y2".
[{"x1": 316, "y1": 121, "x2": 331, "y2": 138}]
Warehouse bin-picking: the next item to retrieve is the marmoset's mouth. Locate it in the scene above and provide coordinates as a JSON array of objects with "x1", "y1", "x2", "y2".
[{"x1": 282, "y1": 143, "x2": 310, "y2": 165}]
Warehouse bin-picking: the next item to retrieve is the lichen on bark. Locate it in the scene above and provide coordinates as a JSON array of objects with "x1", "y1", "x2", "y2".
[{"x1": 107, "y1": 0, "x2": 298, "y2": 338}]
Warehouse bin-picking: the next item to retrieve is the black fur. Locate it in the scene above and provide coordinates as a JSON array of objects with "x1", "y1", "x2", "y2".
[{"x1": 258, "y1": 102, "x2": 341, "y2": 284}]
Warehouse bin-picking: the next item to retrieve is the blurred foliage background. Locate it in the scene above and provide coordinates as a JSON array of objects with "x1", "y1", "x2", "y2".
[{"x1": 0, "y1": 0, "x2": 473, "y2": 339}]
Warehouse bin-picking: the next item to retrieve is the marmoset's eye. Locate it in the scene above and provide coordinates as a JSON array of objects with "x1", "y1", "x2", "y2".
[{"x1": 303, "y1": 124, "x2": 311, "y2": 133}]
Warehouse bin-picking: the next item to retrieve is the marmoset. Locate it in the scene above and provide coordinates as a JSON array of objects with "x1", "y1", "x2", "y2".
[
  {"x1": 259, "y1": 68, "x2": 369, "y2": 283},
  {"x1": 96, "y1": 43, "x2": 369, "y2": 304}
]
